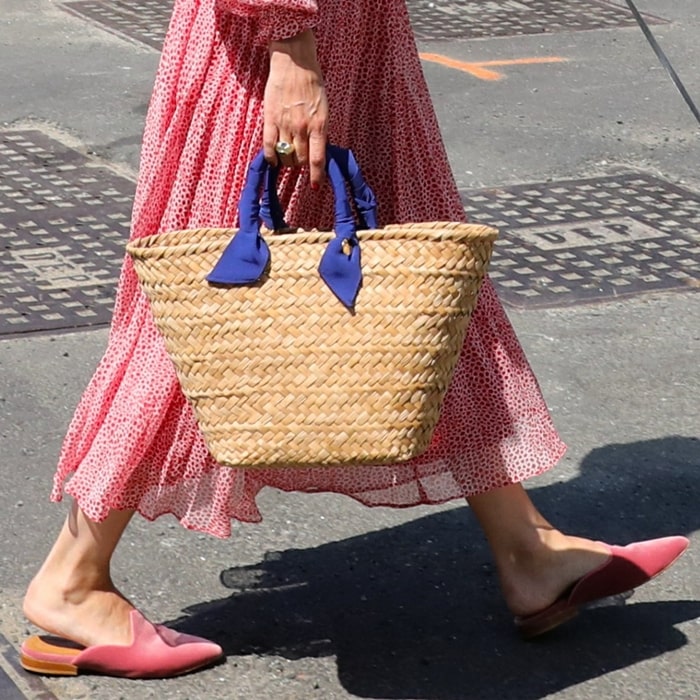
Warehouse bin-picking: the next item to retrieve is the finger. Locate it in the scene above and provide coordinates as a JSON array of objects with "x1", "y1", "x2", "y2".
[
  {"x1": 293, "y1": 132, "x2": 308, "y2": 168},
  {"x1": 263, "y1": 121, "x2": 280, "y2": 164},
  {"x1": 307, "y1": 131, "x2": 327, "y2": 188},
  {"x1": 275, "y1": 138, "x2": 297, "y2": 168},
  {"x1": 275, "y1": 135, "x2": 297, "y2": 168}
]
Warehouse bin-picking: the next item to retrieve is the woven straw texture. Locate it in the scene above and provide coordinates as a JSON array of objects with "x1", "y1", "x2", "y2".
[{"x1": 127, "y1": 221, "x2": 497, "y2": 468}]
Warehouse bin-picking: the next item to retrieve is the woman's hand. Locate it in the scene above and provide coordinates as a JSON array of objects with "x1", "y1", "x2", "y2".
[{"x1": 264, "y1": 29, "x2": 328, "y2": 188}]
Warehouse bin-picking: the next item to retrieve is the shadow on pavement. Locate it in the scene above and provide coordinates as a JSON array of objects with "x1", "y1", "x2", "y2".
[{"x1": 170, "y1": 435, "x2": 700, "y2": 699}]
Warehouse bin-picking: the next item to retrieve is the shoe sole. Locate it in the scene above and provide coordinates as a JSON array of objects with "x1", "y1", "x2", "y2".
[{"x1": 20, "y1": 653, "x2": 78, "y2": 676}]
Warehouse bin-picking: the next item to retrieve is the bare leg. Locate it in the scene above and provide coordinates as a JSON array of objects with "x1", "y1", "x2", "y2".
[
  {"x1": 467, "y1": 483, "x2": 610, "y2": 617},
  {"x1": 23, "y1": 500, "x2": 137, "y2": 647}
]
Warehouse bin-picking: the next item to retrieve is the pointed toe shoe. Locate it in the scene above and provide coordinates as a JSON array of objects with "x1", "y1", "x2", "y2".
[
  {"x1": 515, "y1": 535, "x2": 689, "y2": 639},
  {"x1": 20, "y1": 609, "x2": 224, "y2": 678}
]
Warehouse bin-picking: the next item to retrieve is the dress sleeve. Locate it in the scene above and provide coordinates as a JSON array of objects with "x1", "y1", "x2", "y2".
[{"x1": 217, "y1": 0, "x2": 319, "y2": 44}]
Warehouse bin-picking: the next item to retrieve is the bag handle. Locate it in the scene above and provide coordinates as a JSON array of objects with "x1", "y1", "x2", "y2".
[
  {"x1": 258, "y1": 145, "x2": 378, "y2": 233},
  {"x1": 207, "y1": 145, "x2": 377, "y2": 308}
]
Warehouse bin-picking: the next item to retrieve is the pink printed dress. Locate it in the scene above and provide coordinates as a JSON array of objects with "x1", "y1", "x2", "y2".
[{"x1": 51, "y1": 0, "x2": 566, "y2": 537}]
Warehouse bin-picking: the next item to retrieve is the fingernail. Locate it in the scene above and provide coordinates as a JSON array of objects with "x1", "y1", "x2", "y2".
[{"x1": 311, "y1": 182, "x2": 319, "y2": 191}]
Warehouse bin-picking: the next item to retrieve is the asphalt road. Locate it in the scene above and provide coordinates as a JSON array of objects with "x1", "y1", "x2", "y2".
[{"x1": 0, "y1": 0, "x2": 698, "y2": 698}]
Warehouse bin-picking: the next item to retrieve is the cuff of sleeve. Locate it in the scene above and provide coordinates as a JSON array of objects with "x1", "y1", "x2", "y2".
[
  {"x1": 260, "y1": 8, "x2": 319, "y2": 43},
  {"x1": 216, "y1": 1, "x2": 319, "y2": 45}
]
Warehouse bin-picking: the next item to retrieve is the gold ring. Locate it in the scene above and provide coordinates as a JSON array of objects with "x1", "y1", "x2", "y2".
[{"x1": 275, "y1": 141, "x2": 295, "y2": 156}]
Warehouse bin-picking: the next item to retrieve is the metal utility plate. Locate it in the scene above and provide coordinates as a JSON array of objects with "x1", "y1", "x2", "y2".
[
  {"x1": 463, "y1": 174, "x2": 699, "y2": 308},
  {"x1": 58, "y1": 0, "x2": 664, "y2": 48},
  {"x1": 61, "y1": 0, "x2": 171, "y2": 49},
  {"x1": 407, "y1": 0, "x2": 665, "y2": 41},
  {"x1": 0, "y1": 130, "x2": 134, "y2": 336}
]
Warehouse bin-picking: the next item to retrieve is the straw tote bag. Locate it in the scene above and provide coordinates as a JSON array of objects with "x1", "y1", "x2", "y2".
[{"x1": 127, "y1": 145, "x2": 498, "y2": 468}]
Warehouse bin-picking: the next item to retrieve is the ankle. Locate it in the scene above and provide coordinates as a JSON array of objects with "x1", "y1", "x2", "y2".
[
  {"x1": 494, "y1": 531, "x2": 612, "y2": 616},
  {"x1": 491, "y1": 527, "x2": 567, "y2": 614},
  {"x1": 24, "y1": 566, "x2": 133, "y2": 645},
  {"x1": 25, "y1": 561, "x2": 115, "y2": 614},
  {"x1": 495, "y1": 526, "x2": 559, "y2": 575}
]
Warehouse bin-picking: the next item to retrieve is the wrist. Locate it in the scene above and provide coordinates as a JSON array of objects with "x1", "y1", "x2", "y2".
[{"x1": 269, "y1": 29, "x2": 317, "y2": 64}]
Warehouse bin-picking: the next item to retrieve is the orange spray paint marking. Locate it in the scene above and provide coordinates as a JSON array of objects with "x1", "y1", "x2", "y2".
[{"x1": 419, "y1": 53, "x2": 568, "y2": 81}]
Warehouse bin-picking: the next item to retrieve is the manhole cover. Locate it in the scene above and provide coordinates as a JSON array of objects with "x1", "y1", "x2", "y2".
[
  {"x1": 0, "y1": 130, "x2": 134, "y2": 336},
  {"x1": 58, "y1": 0, "x2": 665, "y2": 48},
  {"x1": 406, "y1": 0, "x2": 664, "y2": 40},
  {"x1": 463, "y1": 174, "x2": 699, "y2": 308},
  {"x1": 61, "y1": 0, "x2": 172, "y2": 50}
]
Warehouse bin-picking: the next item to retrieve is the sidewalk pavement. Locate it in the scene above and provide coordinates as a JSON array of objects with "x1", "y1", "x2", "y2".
[{"x1": 0, "y1": 0, "x2": 698, "y2": 698}]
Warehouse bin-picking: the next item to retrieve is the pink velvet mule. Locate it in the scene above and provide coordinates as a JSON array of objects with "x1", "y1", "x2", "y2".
[
  {"x1": 20, "y1": 610, "x2": 224, "y2": 678},
  {"x1": 515, "y1": 535, "x2": 689, "y2": 638}
]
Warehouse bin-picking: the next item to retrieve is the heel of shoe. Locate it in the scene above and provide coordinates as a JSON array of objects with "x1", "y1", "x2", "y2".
[
  {"x1": 20, "y1": 653, "x2": 79, "y2": 676},
  {"x1": 515, "y1": 601, "x2": 579, "y2": 639}
]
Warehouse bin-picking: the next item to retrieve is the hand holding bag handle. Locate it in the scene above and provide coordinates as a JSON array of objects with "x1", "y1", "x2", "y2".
[
  {"x1": 325, "y1": 144, "x2": 378, "y2": 231},
  {"x1": 206, "y1": 145, "x2": 378, "y2": 308},
  {"x1": 258, "y1": 145, "x2": 378, "y2": 231}
]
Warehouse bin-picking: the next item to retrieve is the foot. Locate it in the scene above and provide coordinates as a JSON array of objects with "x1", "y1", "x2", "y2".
[
  {"x1": 512, "y1": 535, "x2": 689, "y2": 638},
  {"x1": 497, "y1": 528, "x2": 612, "y2": 617},
  {"x1": 21, "y1": 609, "x2": 224, "y2": 678},
  {"x1": 23, "y1": 569, "x2": 136, "y2": 649}
]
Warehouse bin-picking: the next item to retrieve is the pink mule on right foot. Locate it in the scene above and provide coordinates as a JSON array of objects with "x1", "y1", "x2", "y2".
[
  {"x1": 515, "y1": 535, "x2": 689, "y2": 639},
  {"x1": 20, "y1": 609, "x2": 224, "y2": 678}
]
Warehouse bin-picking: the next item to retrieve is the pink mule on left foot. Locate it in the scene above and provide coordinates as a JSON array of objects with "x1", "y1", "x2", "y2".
[
  {"x1": 20, "y1": 609, "x2": 224, "y2": 678},
  {"x1": 515, "y1": 535, "x2": 689, "y2": 639}
]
